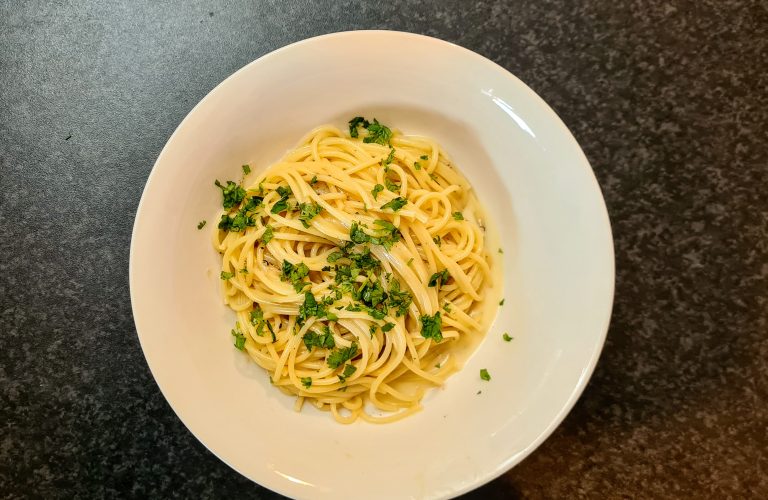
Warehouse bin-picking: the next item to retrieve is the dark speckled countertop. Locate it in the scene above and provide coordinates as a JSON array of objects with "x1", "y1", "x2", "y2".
[{"x1": 1, "y1": 1, "x2": 766, "y2": 498}]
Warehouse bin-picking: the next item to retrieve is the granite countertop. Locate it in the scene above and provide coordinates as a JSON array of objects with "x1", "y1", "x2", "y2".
[{"x1": 1, "y1": 1, "x2": 766, "y2": 498}]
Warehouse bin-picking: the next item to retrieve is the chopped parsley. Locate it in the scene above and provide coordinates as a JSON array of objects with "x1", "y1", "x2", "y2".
[
  {"x1": 197, "y1": 220, "x2": 207, "y2": 229},
  {"x1": 338, "y1": 363, "x2": 357, "y2": 383},
  {"x1": 452, "y1": 211, "x2": 464, "y2": 221},
  {"x1": 381, "y1": 322, "x2": 395, "y2": 332},
  {"x1": 220, "y1": 271, "x2": 234, "y2": 280},
  {"x1": 406, "y1": 257, "x2": 414, "y2": 266},
  {"x1": 433, "y1": 235, "x2": 441, "y2": 247},
  {"x1": 231, "y1": 325, "x2": 246, "y2": 350},
  {"x1": 242, "y1": 164, "x2": 251, "y2": 174},
  {"x1": 215, "y1": 180, "x2": 246, "y2": 209},
  {"x1": 385, "y1": 177, "x2": 400, "y2": 192},
  {"x1": 420, "y1": 312, "x2": 442, "y2": 342},
  {"x1": 298, "y1": 292, "x2": 335, "y2": 324},
  {"x1": 371, "y1": 184, "x2": 384, "y2": 200},
  {"x1": 302, "y1": 326, "x2": 335, "y2": 351},
  {"x1": 327, "y1": 250, "x2": 344, "y2": 263},
  {"x1": 428, "y1": 269, "x2": 450, "y2": 287},
  {"x1": 380, "y1": 197, "x2": 407, "y2": 212},
  {"x1": 281, "y1": 260, "x2": 310, "y2": 292},
  {"x1": 499, "y1": 298, "x2": 505, "y2": 306},
  {"x1": 265, "y1": 320, "x2": 277, "y2": 342},
  {"x1": 443, "y1": 302, "x2": 452, "y2": 312},
  {"x1": 413, "y1": 161, "x2": 422, "y2": 170},
  {"x1": 420, "y1": 154, "x2": 429, "y2": 160},
  {"x1": 349, "y1": 222, "x2": 370, "y2": 244},
  {"x1": 480, "y1": 368, "x2": 491, "y2": 381},
  {"x1": 301, "y1": 377, "x2": 312, "y2": 389},
  {"x1": 217, "y1": 211, "x2": 254, "y2": 232},
  {"x1": 370, "y1": 219, "x2": 400, "y2": 250},
  {"x1": 309, "y1": 175, "x2": 318, "y2": 185},
  {"x1": 386, "y1": 279, "x2": 412, "y2": 316},
  {"x1": 382, "y1": 147, "x2": 395, "y2": 170},
  {"x1": 327, "y1": 342, "x2": 358, "y2": 369},
  {"x1": 297, "y1": 202, "x2": 322, "y2": 228},
  {"x1": 261, "y1": 225, "x2": 274, "y2": 244},
  {"x1": 249, "y1": 307, "x2": 265, "y2": 336},
  {"x1": 270, "y1": 185, "x2": 292, "y2": 214},
  {"x1": 348, "y1": 116, "x2": 370, "y2": 138},
  {"x1": 503, "y1": 333, "x2": 513, "y2": 342},
  {"x1": 363, "y1": 118, "x2": 392, "y2": 145},
  {"x1": 498, "y1": 248, "x2": 504, "y2": 254}
]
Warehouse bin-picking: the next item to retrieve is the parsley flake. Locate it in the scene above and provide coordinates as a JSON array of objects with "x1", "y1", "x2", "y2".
[
  {"x1": 503, "y1": 333, "x2": 513, "y2": 342},
  {"x1": 242, "y1": 164, "x2": 251, "y2": 174},
  {"x1": 428, "y1": 269, "x2": 450, "y2": 287},
  {"x1": 261, "y1": 225, "x2": 274, "y2": 244},
  {"x1": 220, "y1": 271, "x2": 234, "y2": 280},
  {"x1": 327, "y1": 342, "x2": 358, "y2": 369},
  {"x1": 231, "y1": 326, "x2": 246, "y2": 350},
  {"x1": 480, "y1": 368, "x2": 491, "y2": 381},
  {"x1": 301, "y1": 377, "x2": 312, "y2": 389},
  {"x1": 214, "y1": 180, "x2": 246, "y2": 210},
  {"x1": 338, "y1": 363, "x2": 357, "y2": 383},
  {"x1": 197, "y1": 220, "x2": 207, "y2": 230},
  {"x1": 380, "y1": 197, "x2": 407, "y2": 212},
  {"x1": 348, "y1": 116, "x2": 370, "y2": 138},
  {"x1": 452, "y1": 212, "x2": 464, "y2": 221},
  {"x1": 371, "y1": 184, "x2": 384, "y2": 200},
  {"x1": 298, "y1": 202, "x2": 323, "y2": 228},
  {"x1": 420, "y1": 312, "x2": 442, "y2": 342},
  {"x1": 363, "y1": 118, "x2": 392, "y2": 145}
]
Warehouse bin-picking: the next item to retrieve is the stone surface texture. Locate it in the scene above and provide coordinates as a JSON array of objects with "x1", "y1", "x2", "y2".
[{"x1": 1, "y1": 1, "x2": 766, "y2": 498}]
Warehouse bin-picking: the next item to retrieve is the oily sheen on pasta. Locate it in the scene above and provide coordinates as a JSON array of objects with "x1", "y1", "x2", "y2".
[{"x1": 213, "y1": 118, "x2": 495, "y2": 424}]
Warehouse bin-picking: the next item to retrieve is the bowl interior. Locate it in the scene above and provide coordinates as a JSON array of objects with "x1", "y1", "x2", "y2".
[{"x1": 130, "y1": 31, "x2": 614, "y2": 499}]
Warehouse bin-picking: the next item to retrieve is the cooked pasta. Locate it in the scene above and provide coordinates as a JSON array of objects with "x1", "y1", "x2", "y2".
[{"x1": 212, "y1": 118, "x2": 498, "y2": 423}]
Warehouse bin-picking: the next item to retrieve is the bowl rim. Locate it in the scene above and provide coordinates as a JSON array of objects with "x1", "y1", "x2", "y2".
[{"x1": 129, "y1": 29, "x2": 615, "y2": 498}]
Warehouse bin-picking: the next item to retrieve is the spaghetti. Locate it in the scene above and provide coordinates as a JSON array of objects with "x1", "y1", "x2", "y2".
[{"x1": 213, "y1": 118, "x2": 497, "y2": 423}]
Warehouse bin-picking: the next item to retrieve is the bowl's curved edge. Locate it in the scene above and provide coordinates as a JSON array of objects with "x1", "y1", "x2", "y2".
[{"x1": 129, "y1": 29, "x2": 616, "y2": 499}]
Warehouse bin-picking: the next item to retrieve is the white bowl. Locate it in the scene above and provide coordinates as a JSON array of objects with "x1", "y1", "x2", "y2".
[{"x1": 130, "y1": 30, "x2": 614, "y2": 499}]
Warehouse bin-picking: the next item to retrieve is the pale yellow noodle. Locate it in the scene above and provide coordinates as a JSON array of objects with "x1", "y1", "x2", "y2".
[{"x1": 214, "y1": 123, "x2": 497, "y2": 424}]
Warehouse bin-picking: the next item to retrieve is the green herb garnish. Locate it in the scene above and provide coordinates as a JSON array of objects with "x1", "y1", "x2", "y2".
[
  {"x1": 428, "y1": 269, "x2": 450, "y2": 287},
  {"x1": 215, "y1": 180, "x2": 246, "y2": 209},
  {"x1": 327, "y1": 342, "x2": 358, "y2": 369},
  {"x1": 220, "y1": 271, "x2": 234, "y2": 280},
  {"x1": 480, "y1": 368, "x2": 491, "y2": 381},
  {"x1": 348, "y1": 116, "x2": 369, "y2": 138},
  {"x1": 197, "y1": 220, "x2": 207, "y2": 229},
  {"x1": 371, "y1": 184, "x2": 384, "y2": 200},
  {"x1": 420, "y1": 312, "x2": 442, "y2": 342},
  {"x1": 281, "y1": 260, "x2": 310, "y2": 292},
  {"x1": 270, "y1": 185, "x2": 292, "y2": 214},
  {"x1": 503, "y1": 333, "x2": 513, "y2": 342},
  {"x1": 380, "y1": 197, "x2": 407, "y2": 212},
  {"x1": 231, "y1": 325, "x2": 246, "y2": 350},
  {"x1": 385, "y1": 177, "x2": 399, "y2": 192},
  {"x1": 382, "y1": 147, "x2": 395, "y2": 170},
  {"x1": 338, "y1": 363, "x2": 357, "y2": 383},
  {"x1": 298, "y1": 202, "x2": 323, "y2": 228},
  {"x1": 261, "y1": 225, "x2": 274, "y2": 244},
  {"x1": 499, "y1": 298, "x2": 505, "y2": 306},
  {"x1": 363, "y1": 118, "x2": 392, "y2": 145},
  {"x1": 302, "y1": 327, "x2": 335, "y2": 351},
  {"x1": 452, "y1": 212, "x2": 464, "y2": 221},
  {"x1": 301, "y1": 377, "x2": 312, "y2": 389},
  {"x1": 242, "y1": 164, "x2": 251, "y2": 174}
]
